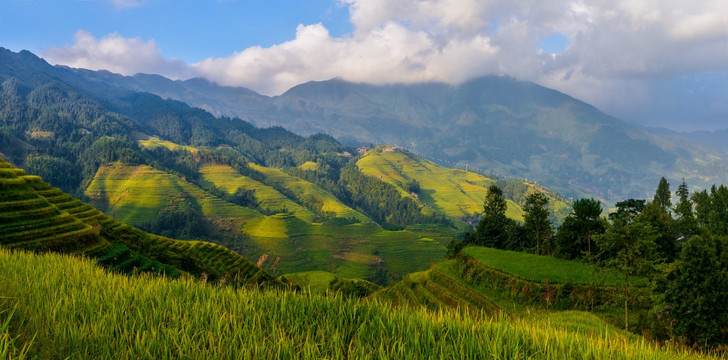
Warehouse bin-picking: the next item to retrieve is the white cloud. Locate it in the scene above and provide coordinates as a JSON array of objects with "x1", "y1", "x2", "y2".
[
  {"x1": 43, "y1": 30, "x2": 191, "y2": 79},
  {"x1": 42, "y1": 0, "x2": 728, "y2": 128}
]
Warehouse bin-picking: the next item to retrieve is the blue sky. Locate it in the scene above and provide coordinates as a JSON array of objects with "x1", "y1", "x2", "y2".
[
  {"x1": 1, "y1": 0, "x2": 726, "y2": 131},
  {"x1": 1, "y1": 0, "x2": 352, "y2": 62}
]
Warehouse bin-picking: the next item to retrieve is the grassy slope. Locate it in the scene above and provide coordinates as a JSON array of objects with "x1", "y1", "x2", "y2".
[
  {"x1": 90, "y1": 161, "x2": 445, "y2": 280},
  {"x1": 86, "y1": 162, "x2": 260, "y2": 224},
  {"x1": 377, "y1": 246, "x2": 651, "y2": 331},
  {"x1": 249, "y1": 163, "x2": 371, "y2": 222},
  {"x1": 357, "y1": 147, "x2": 571, "y2": 221},
  {"x1": 461, "y1": 247, "x2": 643, "y2": 286},
  {"x1": 200, "y1": 164, "x2": 318, "y2": 222},
  {"x1": 0, "y1": 248, "x2": 713, "y2": 360},
  {"x1": 0, "y1": 157, "x2": 276, "y2": 286}
]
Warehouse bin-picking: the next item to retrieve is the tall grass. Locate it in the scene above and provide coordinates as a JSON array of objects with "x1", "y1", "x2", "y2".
[
  {"x1": 0, "y1": 308, "x2": 32, "y2": 360},
  {"x1": 0, "y1": 248, "x2": 716, "y2": 360}
]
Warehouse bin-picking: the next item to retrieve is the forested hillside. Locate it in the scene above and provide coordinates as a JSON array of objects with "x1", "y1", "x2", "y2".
[{"x1": 79, "y1": 68, "x2": 728, "y2": 202}]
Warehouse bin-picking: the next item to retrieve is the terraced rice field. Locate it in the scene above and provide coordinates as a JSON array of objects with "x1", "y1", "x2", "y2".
[
  {"x1": 375, "y1": 261, "x2": 503, "y2": 315},
  {"x1": 357, "y1": 148, "x2": 571, "y2": 221},
  {"x1": 249, "y1": 163, "x2": 370, "y2": 222},
  {"x1": 0, "y1": 162, "x2": 102, "y2": 254},
  {"x1": 200, "y1": 164, "x2": 317, "y2": 222},
  {"x1": 278, "y1": 270, "x2": 380, "y2": 296},
  {"x1": 0, "y1": 157, "x2": 277, "y2": 286},
  {"x1": 461, "y1": 247, "x2": 641, "y2": 286},
  {"x1": 138, "y1": 138, "x2": 199, "y2": 153},
  {"x1": 85, "y1": 162, "x2": 260, "y2": 224}
]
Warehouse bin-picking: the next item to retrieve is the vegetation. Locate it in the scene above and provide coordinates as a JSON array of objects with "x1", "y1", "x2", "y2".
[
  {"x1": 277, "y1": 271, "x2": 381, "y2": 298},
  {"x1": 0, "y1": 156, "x2": 278, "y2": 287},
  {"x1": 0, "y1": 248, "x2": 717, "y2": 360},
  {"x1": 448, "y1": 178, "x2": 728, "y2": 351},
  {"x1": 356, "y1": 147, "x2": 571, "y2": 224}
]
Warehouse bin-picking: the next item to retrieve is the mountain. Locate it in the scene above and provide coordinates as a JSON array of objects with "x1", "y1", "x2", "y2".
[
  {"x1": 79, "y1": 67, "x2": 728, "y2": 201},
  {"x1": 682, "y1": 129, "x2": 728, "y2": 153}
]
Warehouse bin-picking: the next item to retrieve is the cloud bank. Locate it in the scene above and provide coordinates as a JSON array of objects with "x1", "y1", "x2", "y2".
[{"x1": 43, "y1": 0, "x2": 728, "y2": 129}]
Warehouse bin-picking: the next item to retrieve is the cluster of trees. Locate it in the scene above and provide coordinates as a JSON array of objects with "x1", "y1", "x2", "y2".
[
  {"x1": 340, "y1": 164, "x2": 449, "y2": 229},
  {"x1": 452, "y1": 178, "x2": 728, "y2": 349}
]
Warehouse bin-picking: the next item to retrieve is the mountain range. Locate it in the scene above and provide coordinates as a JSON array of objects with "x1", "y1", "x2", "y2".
[{"x1": 68, "y1": 64, "x2": 728, "y2": 202}]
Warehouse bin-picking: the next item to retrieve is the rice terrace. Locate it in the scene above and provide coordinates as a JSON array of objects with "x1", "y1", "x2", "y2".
[{"x1": 1, "y1": 0, "x2": 727, "y2": 358}]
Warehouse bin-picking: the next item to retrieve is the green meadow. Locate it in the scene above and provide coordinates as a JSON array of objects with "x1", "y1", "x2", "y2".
[{"x1": 0, "y1": 248, "x2": 715, "y2": 360}]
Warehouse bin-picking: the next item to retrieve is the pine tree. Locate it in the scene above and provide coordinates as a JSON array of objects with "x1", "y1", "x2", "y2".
[
  {"x1": 673, "y1": 179, "x2": 697, "y2": 239},
  {"x1": 523, "y1": 192, "x2": 553, "y2": 255},
  {"x1": 474, "y1": 185, "x2": 510, "y2": 249},
  {"x1": 653, "y1": 177, "x2": 672, "y2": 212}
]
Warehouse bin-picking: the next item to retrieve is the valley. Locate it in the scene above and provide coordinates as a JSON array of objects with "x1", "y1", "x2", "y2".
[{"x1": 0, "y1": 46, "x2": 727, "y2": 358}]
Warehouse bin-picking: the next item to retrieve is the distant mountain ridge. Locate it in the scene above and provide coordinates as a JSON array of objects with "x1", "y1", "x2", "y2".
[{"x1": 71, "y1": 62, "x2": 728, "y2": 201}]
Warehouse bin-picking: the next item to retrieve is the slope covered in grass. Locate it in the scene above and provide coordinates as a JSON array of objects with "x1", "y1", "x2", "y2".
[
  {"x1": 85, "y1": 162, "x2": 260, "y2": 224},
  {"x1": 357, "y1": 147, "x2": 571, "y2": 222},
  {"x1": 199, "y1": 164, "x2": 318, "y2": 222},
  {"x1": 0, "y1": 248, "x2": 714, "y2": 360},
  {"x1": 461, "y1": 247, "x2": 642, "y2": 286},
  {"x1": 0, "y1": 157, "x2": 277, "y2": 286},
  {"x1": 249, "y1": 163, "x2": 370, "y2": 222}
]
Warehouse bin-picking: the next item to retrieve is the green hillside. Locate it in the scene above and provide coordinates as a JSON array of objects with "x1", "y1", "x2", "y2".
[
  {"x1": 0, "y1": 248, "x2": 714, "y2": 359},
  {"x1": 0, "y1": 156, "x2": 278, "y2": 287},
  {"x1": 377, "y1": 246, "x2": 650, "y2": 330},
  {"x1": 249, "y1": 163, "x2": 371, "y2": 222},
  {"x1": 357, "y1": 146, "x2": 571, "y2": 222},
  {"x1": 200, "y1": 164, "x2": 318, "y2": 222},
  {"x1": 84, "y1": 159, "x2": 448, "y2": 282},
  {"x1": 85, "y1": 162, "x2": 260, "y2": 224}
]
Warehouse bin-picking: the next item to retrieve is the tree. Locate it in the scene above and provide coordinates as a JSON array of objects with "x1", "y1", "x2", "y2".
[
  {"x1": 557, "y1": 198, "x2": 604, "y2": 259},
  {"x1": 474, "y1": 185, "x2": 511, "y2": 249},
  {"x1": 673, "y1": 179, "x2": 697, "y2": 240},
  {"x1": 653, "y1": 177, "x2": 672, "y2": 213},
  {"x1": 659, "y1": 235, "x2": 728, "y2": 347},
  {"x1": 609, "y1": 199, "x2": 646, "y2": 224},
  {"x1": 229, "y1": 186, "x2": 258, "y2": 208},
  {"x1": 523, "y1": 192, "x2": 553, "y2": 255},
  {"x1": 637, "y1": 202, "x2": 676, "y2": 262},
  {"x1": 596, "y1": 215, "x2": 658, "y2": 331},
  {"x1": 691, "y1": 189, "x2": 711, "y2": 227}
]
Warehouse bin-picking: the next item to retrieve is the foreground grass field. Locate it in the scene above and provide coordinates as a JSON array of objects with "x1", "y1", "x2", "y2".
[{"x1": 0, "y1": 248, "x2": 716, "y2": 360}]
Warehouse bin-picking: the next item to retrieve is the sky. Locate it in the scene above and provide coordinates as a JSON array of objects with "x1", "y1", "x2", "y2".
[{"x1": 0, "y1": 0, "x2": 726, "y2": 131}]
